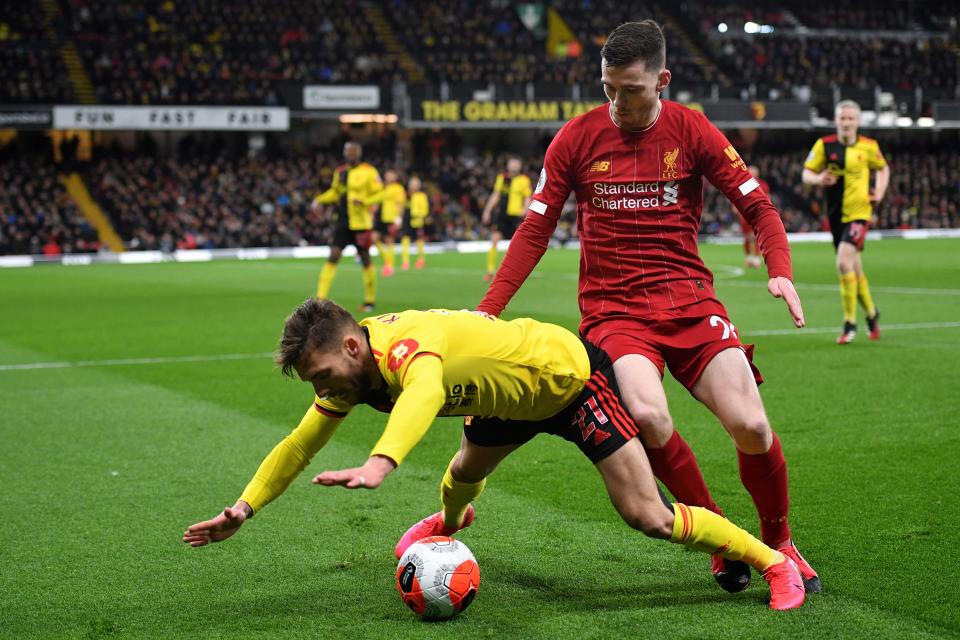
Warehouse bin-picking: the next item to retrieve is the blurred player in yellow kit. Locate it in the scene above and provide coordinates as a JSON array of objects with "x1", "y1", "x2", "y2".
[
  {"x1": 183, "y1": 299, "x2": 806, "y2": 610},
  {"x1": 401, "y1": 176, "x2": 429, "y2": 270},
  {"x1": 312, "y1": 141, "x2": 382, "y2": 312},
  {"x1": 366, "y1": 169, "x2": 405, "y2": 277},
  {"x1": 481, "y1": 157, "x2": 531, "y2": 281},
  {"x1": 802, "y1": 100, "x2": 890, "y2": 344}
]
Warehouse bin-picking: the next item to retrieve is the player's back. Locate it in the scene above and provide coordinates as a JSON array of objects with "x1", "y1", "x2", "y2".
[{"x1": 361, "y1": 309, "x2": 590, "y2": 420}]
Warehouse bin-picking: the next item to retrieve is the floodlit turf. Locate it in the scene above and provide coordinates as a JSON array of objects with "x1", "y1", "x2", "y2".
[{"x1": 2, "y1": 239, "x2": 959, "y2": 639}]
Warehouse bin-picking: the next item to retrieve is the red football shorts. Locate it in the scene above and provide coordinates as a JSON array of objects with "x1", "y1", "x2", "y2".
[{"x1": 584, "y1": 298, "x2": 763, "y2": 391}]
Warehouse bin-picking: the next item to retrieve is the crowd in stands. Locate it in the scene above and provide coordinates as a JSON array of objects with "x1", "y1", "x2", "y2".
[
  {"x1": 1, "y1": 140, "x2": 957, "y2": 256},
  {"x1": 65, "y1": 0, "x2": 398, "y2": 105},
  {"x1": 3, "y1": 0, "x2": 957, "y2": 104},
  {"x1": 0, "y1": 2, "x2": 73, "y2": 103},
  {"x1": 0, "y1": 156, "x2": 99, "y2": 255}
]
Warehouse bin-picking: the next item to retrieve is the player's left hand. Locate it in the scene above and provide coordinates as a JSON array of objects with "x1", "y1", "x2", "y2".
[
  {"x1": 869, "y1": 190, "x2": 884, "y2": 203},
  {"x1": 768, "y1": 277, "x2": 805, "y2": 328},
  {"x1": 313, "y1": 455, "x2": 397, "y2": 490}
]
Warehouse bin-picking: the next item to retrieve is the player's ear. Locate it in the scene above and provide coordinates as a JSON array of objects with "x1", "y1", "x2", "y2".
[
  {"x1": 656, "y1": 68, "x2": 671, "y2": 93},
  {"x1": 343, "y1": 334, "x2": 362, "y2": 359}
]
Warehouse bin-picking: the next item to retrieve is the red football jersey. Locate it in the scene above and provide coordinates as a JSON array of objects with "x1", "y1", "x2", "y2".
[{"x1": 478, "y1": 101, "x2": 792, "y2": 335}]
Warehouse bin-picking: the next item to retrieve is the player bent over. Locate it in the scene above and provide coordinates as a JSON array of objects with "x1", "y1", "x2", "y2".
[{"x1": 183, "y1": 300, "x2": 805, "y2": 610}]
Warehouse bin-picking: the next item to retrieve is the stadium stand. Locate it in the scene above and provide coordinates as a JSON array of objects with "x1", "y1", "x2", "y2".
[{"x1": 0, "y1": 1, "x2": 74, "y2": 103}]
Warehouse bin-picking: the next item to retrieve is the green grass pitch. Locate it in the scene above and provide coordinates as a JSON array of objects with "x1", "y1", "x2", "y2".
[{"x1": 1, "y1": 239, "x2": 958, "y2": 639}]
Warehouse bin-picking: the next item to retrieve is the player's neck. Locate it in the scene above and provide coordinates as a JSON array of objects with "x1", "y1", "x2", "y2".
[
  {"x1": 609, "y1": 99, "x2": 662, "y2": 132},
  {"x1": 837, "y1": 133, "x2": 858, "y2": 146}
]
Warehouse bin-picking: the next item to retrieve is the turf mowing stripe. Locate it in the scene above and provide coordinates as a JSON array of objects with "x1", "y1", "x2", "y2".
[
  {"x1": 2, "y1": 319, "x2": 958, "y2": 372},
  {"x1": 0, "y1": 352, "x2": 274, "y2": 371}
]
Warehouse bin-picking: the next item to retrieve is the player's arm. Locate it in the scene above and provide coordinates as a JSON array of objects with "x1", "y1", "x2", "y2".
[
  {"x1": 477, "y1": 128, "x2": 574, "y2": 316},
  {"x1": 801, "y1": 139, "x2": 836, "y2": 187},
  {"x1": 182, "y1": 403, "x2": 345, "y2": 546},
  {"x1": 313, "y1": 355, "x2": 446, "y2": 489},
  {"x1": 870, "y1": 164, "x2": 890, "y2": 203},
  {"x1": 698, "y1": 119, "x2": 804, "y2": 327},
  {"x1": 481, "y1": 174, "x2": 505, "y2": 225},
  {"x1": 313, "y1": 171, "x2": 342, "y2": 208}
]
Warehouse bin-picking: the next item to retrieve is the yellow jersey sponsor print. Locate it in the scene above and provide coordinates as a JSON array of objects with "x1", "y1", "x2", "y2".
[{"x1": 804, "y1": 135, "x2": 887, "y2": 223}]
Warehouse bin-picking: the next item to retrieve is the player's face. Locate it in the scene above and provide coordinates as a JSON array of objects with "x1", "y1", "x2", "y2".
[
  {"x1": 296, "y1": 336, "x2": 374, "y2": 405},
  {"x1": 601, "y1": 58, "x2": 670, "y2": 130},
  {"x1": 835, "y1": 107, "x2": 860, "y2": 141},
  {"x1": 343, "y1": 143, "x2": 362, "y2": 165},
  {"x1": 507, "y1": 158, "x2": 522, "y2": 175},
  {"x1": 385, "y1": 170, "x2": 398, "y2": 183}
]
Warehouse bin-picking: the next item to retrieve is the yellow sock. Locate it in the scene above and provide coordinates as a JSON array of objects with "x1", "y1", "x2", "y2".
[
  {"x1": 374, "y1": 241, "x2": 387, "y2": 264},
  {"x1": 671, "y1": 503, "x2": 783, "y2": 572},
  {"x1": 857, "y1": 274, "x2": 876, "y2": 317},
  {"x1": 401, "y1": 236, "x2": 411, "y2": 263},
  {"x1": 362, "y1": 264, "x2": 376, "y2": 305},
  {"x1": 440, "y1": 458, "x2": 485, "y2": 529},
  {"x1": 317, "y1": 262, "x2": 337, "y2": 299},
  {"x1": 840, "y1": 272, "x2": 858, "y2": 323},
  {"x1": 383, "y1": 240, "x2": 395, "y2": 269},
  {"x1": 416, "y1": 238, "x2": 425, "y2": 260},
  {"x1": 486, "y1": 243, "x2": 497, "y2": 274}
]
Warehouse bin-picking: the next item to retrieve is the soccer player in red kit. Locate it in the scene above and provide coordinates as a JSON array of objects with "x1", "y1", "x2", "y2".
[{"x1": 477, "y1": 20, "x2": 820, "y2": 594}]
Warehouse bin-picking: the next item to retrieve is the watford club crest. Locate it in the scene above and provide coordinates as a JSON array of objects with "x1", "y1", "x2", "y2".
[
  {"x1": 662, "y1": 147, "x2": 679, "y2": 179},
  {"x1": 388, "y1": 338, "x2": 419, "y2": 372}
]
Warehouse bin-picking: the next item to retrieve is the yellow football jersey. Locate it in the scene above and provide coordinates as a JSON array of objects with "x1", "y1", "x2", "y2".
[
  {"x1": 407, "y1": 191, "x2": 429, "y2": 229},
  {"x1": 804, "y1": 135, "x2": 887, "y2": 223},
  {"x1": 314, "y1": 162, "x2": 382, "y2": 230},
  {"x1": 493, "y1": 173, "x2": 532, "y2": 216},
  {"x1": 367, "y1": 183, "x2": 406, "y2": 224}
]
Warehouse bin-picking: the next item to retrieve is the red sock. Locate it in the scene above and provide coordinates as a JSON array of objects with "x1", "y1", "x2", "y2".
[
  {"x1": 646, "y1": 430, "x2": 724, "y2": 516},
  {"x1": 737, "y1": 432, "x2": 791, "y2": 546}
]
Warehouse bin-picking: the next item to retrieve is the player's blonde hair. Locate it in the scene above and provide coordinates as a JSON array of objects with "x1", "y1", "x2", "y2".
[{"x1": 835, "y1": 100, "x2": 861, "y2": 115}]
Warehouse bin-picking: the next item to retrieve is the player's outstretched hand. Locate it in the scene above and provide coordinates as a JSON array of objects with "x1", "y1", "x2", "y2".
[
  {"x1": 182, "y1": 503, "x2": 250, "y2": 547},
  {"x1": 818, "y1": 170, "x2": 838, "y2": 187},
  {"x1": 313, "y1": 455, "x2": 397, "y2": 490},
  {"x1": 768, "y1": 277, "x2": 805, "y2": 328}
]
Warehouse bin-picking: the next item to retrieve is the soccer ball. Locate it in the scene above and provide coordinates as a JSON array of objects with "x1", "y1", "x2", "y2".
[{"x1": 395, "y1": 536, "x2": 480, "y2": 620}]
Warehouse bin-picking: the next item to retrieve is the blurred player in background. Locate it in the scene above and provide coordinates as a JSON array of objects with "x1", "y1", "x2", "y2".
[
  {"x1": 481, "y1": 157, "x2": 532, "y2": 281},
  {"x1": 401, "y1": 176, "x2": 429, "y2": 270},
  {"x1": 312, "y1": 141, "x2": 382, "y2": 312},
  {"x1": 740, "y1": 165, "x2": 768, "y2": 269},
  {"x1": 367, "y1": 169, "x2": 406, "y2": 277},
  {"x1": 478, "y1": 20, "x2": 820, "y2": 594},
  {"x1": 802, "y1": 100, "x2": 889, "y2": 344},
  {"x1": 183, "y1": 299, "x2": 806, "y2": 611}
]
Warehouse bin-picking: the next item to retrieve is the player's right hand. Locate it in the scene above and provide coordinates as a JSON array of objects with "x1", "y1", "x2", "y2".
[
  {"x1": 818, "y1": 170, "x2": 838, "y2": 186},
  {"x1": 182, "y1": 504, "x2": 249, "y2": 547}
]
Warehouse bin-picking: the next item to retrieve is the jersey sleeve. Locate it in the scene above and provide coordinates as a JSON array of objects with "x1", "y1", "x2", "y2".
[
  {"x1": 492, "y1": 173, "x2": 505, "y2": 194},
  {"x1": 237, "y1": 400, "x2": 346, "y2": 513},
  {"x1": 695, "y1": 116, "x2": 793, "y2": 280},
  {"x1": 368, "y1": 354, "x2": 447, "y2": 465},
  {"x1": 314, "y1": 170, "x2": 342, "y2": 205},
  {"x1": 803, "y1": 139, "x2": 826, "y2": 173},
  {"x1": 519, "y1": 175, "x2": 533, "y2": 199},
  {"x1": 476, "y1": 124, "x2": 574, "y2": 315},
  {"x1": 867, "y1": 142, "x2": 887, "y2": 170}
]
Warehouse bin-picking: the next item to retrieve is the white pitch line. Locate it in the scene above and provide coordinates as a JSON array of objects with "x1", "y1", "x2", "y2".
[
  {"x1": 2, "y1": 321, "x2": 959, "y2": 372},
  {"x1": 0, "y1": 352, "x2": 274, "y2": 371}
]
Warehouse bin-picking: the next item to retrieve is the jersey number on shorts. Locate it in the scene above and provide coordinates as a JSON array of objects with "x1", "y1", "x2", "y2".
[
  {"x1": 709, "y1": 315, "x2": 739, "y2": 341},
  {"x1": 572, "y1": 397, "x2": 609, "y2": 442}
]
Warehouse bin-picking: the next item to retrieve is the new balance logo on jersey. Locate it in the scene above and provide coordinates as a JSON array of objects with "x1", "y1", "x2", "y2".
[
  {"x1": 590, "y1": 161, "x2": 610, "y2": 172},
  {"x1": 663, "y1": 181, "x2": 678, "y2": 205}
]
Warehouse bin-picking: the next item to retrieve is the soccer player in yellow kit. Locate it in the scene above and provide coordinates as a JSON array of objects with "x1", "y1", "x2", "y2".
[
  {"x1": 183, "y1": 300, "x2": 806, "y2": 610},
  {"x1": 481, "y1": 157, "x2": 532, "y2": 281},
  {"x1": 312, "y1": 141, "x2": 382, "y2": 312},
  {"x1": 803, "y1": 100, "x2": 890, "y2": 344},
  {"x1": 366, "y1": 169, "x2": 405, "y2": 277},
  {"x1": 400, "y1": 176, "x2": 429, "y2": 270}
]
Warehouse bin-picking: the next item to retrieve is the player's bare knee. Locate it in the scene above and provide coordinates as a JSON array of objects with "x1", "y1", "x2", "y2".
[
  {"x1": 622, "y1": 504, "x2": 673, "y2": 539},
  {"x1": 625, "y1": 402, "x2": 672, "y2": 432},
  {"x1": 729, "y1": 415, "x2": 772, "y2": 451}
]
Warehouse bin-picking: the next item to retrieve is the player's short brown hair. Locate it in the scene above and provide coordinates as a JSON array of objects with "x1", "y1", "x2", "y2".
[
  {"x1": 601, "y1": 20, "x2": 666, "y2": 71},
  {"x1": 276, "y1": 298, "x2": 358, "y2": 377}
]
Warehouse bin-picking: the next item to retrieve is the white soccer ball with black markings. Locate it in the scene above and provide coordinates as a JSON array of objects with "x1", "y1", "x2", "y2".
[{"x1": 395, "y1": 536, "x2": 480, "y2": 620}]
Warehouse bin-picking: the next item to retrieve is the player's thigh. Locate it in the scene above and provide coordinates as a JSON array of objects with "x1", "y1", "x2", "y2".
[
  {"x1": 453, "y1": 433, "x2": 522, "y2": 483},
  {"x1": 594, "y1": 439, "x2": 674, "y2": 538},
  {"x1": 612, "y1": 354, "x2": 673, "y2": 447},
  {"x1": 691, "y1": 348, "x2": 771, "y2": 452}
]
